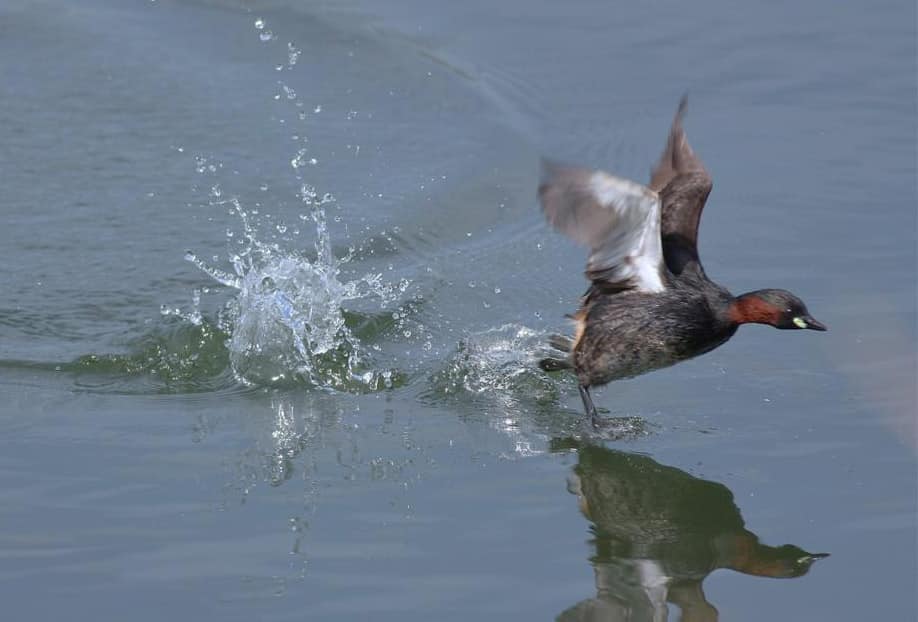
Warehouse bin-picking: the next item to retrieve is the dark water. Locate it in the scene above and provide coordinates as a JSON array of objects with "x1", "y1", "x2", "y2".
[{"x1": 2, "y1": 0, "x2": 915, "y2": 619}]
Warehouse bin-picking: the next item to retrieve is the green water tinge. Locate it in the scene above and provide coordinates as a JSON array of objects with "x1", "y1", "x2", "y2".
[{"x1": 69, "y1": 318, "x2": 234, "y2": 393}]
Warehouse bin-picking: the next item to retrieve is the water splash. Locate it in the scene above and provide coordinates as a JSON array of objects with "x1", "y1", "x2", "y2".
[
  {"x1": 161, "y1": 287, "x2": 206, "y2": 325},
  {"x1": 425, "y1": 325, "x2": 656, "y2": 450},
  {"x1": 429, "y1": 324, "x2": 558, "y2": 398},
  {"x1": 180, "y1": 26, "x2": 413, "y2": 391},
  {"x1": 426, "y1": 324, "x2": 578, "y2": 454},
  {"x1": 187, "y1": 189, "x2": 406, "y2": 390}
]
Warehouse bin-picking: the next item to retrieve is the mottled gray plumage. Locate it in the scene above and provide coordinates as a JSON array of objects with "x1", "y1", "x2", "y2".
[
  {"x1": 538, "y1": 97, "x2": 825, "y2": 426},
  {"x1": 572, "y1": 273, "x2": 736, "y2": 388}
]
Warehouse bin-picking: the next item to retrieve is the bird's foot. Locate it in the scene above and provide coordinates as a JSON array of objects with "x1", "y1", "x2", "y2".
[{"x1": 578, "y1": 384, "x2": 653, "y2": 440}]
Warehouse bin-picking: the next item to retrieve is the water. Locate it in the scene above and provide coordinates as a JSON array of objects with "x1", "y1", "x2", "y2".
[{"x1": 1, "y1": 0, "x2": 915, "y2": 619}]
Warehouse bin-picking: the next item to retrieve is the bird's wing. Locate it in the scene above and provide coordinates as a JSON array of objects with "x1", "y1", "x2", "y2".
[
  {"x1": 649, "y1": 96, "x2": 713, "y2": 276},
  {"x1": 539, "y1": 161, "x2": 666, "y2": 293}
]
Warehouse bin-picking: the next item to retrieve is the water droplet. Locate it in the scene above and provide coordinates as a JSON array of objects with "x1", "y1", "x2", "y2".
[
  {"x1": 287, "y1": 42, "x2": 301, "y2": 67},
  {"x1": 291, "y1": 148, "x2": 309, "y2": 170}
]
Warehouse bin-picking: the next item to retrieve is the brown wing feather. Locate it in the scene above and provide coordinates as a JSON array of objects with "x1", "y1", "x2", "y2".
[{"x1": 649, "y1": 96, "x2": 714, "y2": 275}]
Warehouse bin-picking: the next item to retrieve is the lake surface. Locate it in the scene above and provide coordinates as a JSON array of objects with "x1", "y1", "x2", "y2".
[{"x1": 1, "y1": 0, "x2": 915, "y2": 619}]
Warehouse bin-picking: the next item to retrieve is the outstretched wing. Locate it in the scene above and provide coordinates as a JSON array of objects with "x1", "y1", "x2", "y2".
[
  {"x1": 649, "y1": 96, "x2": 713, "y2": 276},
  {"x1": 539, "y1": 161, "x2": 666, "y2": 293}
]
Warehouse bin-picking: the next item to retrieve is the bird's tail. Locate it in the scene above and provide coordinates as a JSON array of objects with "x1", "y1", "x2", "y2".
[{"x1": 539, "y1": 333, "x2": 574, "y2": 372}]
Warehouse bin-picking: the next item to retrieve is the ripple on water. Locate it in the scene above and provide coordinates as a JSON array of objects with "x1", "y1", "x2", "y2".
[{"x1": 48, "y1": 316, "x2": 239, "y2": 396}]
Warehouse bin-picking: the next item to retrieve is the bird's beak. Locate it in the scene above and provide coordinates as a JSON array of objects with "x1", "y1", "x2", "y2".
[
  {"x1": 804, "y1": 552, "x2": 831, "y2": 561},
  {"x1": 803, "y1": 315, "x2": 827, "y2": 331}
]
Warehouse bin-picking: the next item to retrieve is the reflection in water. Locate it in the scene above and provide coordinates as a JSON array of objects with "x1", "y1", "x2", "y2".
[{"x1": 556, "y1": 442, "x2": 828, "y2": 621}]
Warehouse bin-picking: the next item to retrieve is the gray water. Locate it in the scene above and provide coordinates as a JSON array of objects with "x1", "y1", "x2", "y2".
[{"x1": 1, "y1": 0, "x2": 916, "y2": 619}]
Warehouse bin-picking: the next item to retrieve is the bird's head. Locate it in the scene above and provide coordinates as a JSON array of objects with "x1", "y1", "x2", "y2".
[{"x1": 730, "y1": 289, "x2": 826, "y2": 331}]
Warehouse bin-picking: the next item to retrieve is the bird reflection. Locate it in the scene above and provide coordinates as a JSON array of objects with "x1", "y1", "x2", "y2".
[{"x1": 555, "y1": 441, "x2": 828, "y2": 621}]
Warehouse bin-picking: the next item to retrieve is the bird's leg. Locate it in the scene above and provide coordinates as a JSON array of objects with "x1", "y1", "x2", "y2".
[{"x1": 578, "y1": 385, "x2": 601, "y2": 428}]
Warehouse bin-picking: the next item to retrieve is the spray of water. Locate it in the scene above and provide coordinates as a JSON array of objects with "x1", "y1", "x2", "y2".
[
  {"x1": 174, "y1": 18, "x2": 419, "y2": 391},
  {"x1": 185, "y1": 188, "x2": 405, "y2": 390}
]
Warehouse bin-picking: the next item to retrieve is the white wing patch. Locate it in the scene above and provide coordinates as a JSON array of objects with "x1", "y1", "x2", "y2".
[
  {"x1": 587, "y1": 172, "x2": 665, "y2": 292},
  {"x1": 539, "y1": 162, "x2": 665, "y2": 293},
  {"x1": 539, "y1": 163, "x2": 666, "y2": 292}
]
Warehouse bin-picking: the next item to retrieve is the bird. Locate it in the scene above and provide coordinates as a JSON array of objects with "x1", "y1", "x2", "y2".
[
  {"x1": 538, "y1": 96, "x2": 826, "y2": 428},
  {"x1": 556, "y1": 440, "x2": 828, "y2": 621}
]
